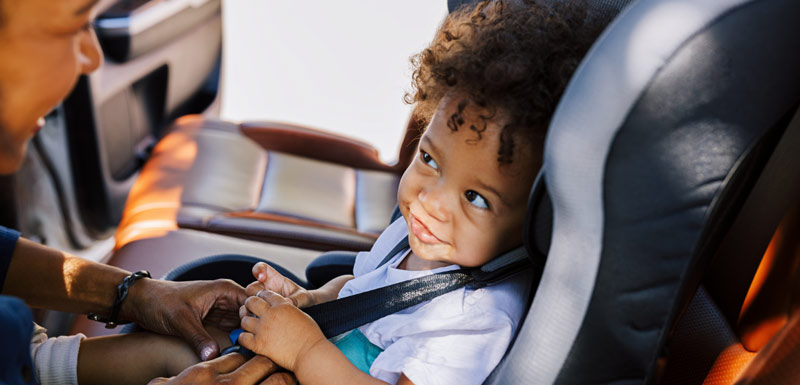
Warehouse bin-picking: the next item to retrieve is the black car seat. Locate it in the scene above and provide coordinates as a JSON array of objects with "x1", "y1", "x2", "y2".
[{"x1": 484, "y1": 0, "x2": 800, "y2": 383}]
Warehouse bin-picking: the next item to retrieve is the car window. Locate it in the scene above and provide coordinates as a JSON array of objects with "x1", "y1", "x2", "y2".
[{"x1": 220, "y1": 1, "x2": 448, "y2": 163}]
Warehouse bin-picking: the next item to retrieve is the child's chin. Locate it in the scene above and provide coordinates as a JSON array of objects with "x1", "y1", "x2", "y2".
[{"x1": 410, "y1": 240, "x2": 451, "y2": 263}]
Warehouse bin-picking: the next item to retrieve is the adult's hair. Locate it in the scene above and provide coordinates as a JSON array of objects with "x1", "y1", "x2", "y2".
[{"x1": 406, "y1": 0, "x2": 606, "y2": 166}]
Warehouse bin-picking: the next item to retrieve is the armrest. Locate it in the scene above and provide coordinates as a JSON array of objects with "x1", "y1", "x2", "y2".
[{"x1": 240, "y1": 121, "x2": 397, "y2": 172}]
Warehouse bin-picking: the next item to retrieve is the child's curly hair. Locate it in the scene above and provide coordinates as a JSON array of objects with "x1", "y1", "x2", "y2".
[{"x1": 405, "y1": 0, "x2": 606, "y2": 166}]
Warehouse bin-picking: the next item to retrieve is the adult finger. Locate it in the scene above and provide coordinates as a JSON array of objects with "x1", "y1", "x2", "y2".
[
  {"x1": 177, "y1": 312, "x2": 221, "y2": 361},
  {"x1": 147, "y1": 378, "x2": 169, "y2": 385},
  {"x1": 260, "y1": 372, "x2": 297, "y2": 385},
  {"x1": 228, "y1": 355, "x2": 280, "y2": 383},
  {"x1": 208, "y1": 353, "x2": 248, "y2": 374}
]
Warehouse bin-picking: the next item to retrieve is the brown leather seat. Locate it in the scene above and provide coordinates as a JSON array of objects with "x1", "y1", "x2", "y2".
[{"x1": 115, "y1": 113, "x2": 420, "y2": 252}]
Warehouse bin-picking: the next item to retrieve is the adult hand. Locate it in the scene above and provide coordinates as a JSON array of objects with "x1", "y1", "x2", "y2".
[
  {"x1": 239, "y1": 290, "x2": 327, "y2": 372},
  {"x1": 148, "y1": 353, "x2": 297, "y2": 385},
  {"x1": 248, "y1": 262, "x2": 315, "y2": 308},
  {"x1": 122, "y1": 278, "x2": 247, "y2": 360}
]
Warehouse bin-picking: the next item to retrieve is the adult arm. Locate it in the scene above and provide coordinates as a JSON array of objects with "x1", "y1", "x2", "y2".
[
  {"x1": 2, "y1": 238, "x2": 246, "y2": 360},
  {"x1": 148, "y1": 353, "x2": 296, "y2": 385}
]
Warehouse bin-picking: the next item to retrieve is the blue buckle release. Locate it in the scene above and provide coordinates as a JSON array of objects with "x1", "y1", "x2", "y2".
[{"x1": 220, "y1": 328, "x2": 255, "y2": 359}]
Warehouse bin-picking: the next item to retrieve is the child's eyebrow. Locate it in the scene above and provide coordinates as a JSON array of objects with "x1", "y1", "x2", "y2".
[
  {"x1": 475, "y1": 180, "x2": 511, "y2": 208},
  {"x1": 421, "y1": 136, "x2": 441, "y2": 156}
]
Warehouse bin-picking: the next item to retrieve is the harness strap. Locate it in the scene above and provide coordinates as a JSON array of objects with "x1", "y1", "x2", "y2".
[
  {"x1": 303, "y1": 237, "x2": 534, "y2": 338},
  {"x1": 375, "y1": 236, "x2": 410, "y2": 269},
  {"x1": 304, "y1": 269, "x2": 473, "y2": 338}
]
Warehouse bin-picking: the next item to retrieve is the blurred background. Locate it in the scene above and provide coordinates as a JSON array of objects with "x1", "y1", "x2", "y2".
[{"x1": 220, "y1": 1, "x2": 448, "y2": 163}]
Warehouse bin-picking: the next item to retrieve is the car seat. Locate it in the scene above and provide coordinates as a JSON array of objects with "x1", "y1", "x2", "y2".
[{"x1": 484, "y1": 0, "x2": 800, "y2": 383}]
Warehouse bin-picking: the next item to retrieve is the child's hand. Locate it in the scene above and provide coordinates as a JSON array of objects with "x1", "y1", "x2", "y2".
[
  {"x1": 238, "y1": 290, "x2": 326, "y2": 372},
  {"x1": 247, "y1": 262, "x2": 315, "y2": 307}
]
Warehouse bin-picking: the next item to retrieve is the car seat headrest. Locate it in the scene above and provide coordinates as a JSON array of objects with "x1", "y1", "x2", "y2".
[{"x1": 489, "y1": 0, "x2": 800, "y2": 383}]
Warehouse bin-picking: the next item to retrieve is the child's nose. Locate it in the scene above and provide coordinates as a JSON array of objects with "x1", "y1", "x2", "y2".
[{"x1": 418, "y1": 185, "x2": 449, "y2": 222}]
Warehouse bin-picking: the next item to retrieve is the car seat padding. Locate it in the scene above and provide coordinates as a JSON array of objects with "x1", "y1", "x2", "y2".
[{"x1": 487, "y1": 0, "x2": 800, "y2": 383}]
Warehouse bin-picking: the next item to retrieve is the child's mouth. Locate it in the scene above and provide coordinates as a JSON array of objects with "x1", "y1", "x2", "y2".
[{"x1": 410, "y1": 214, "x2": 442, "y2": 244}]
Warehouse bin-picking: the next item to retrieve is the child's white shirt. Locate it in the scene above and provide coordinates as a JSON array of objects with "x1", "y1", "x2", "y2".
[{"x1": 338, "y1": 218, "x2": 532, "y2": 385}]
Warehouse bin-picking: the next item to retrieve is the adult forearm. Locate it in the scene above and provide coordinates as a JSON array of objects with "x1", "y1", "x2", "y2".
[{"x1": 2, "y1": 238, "x2": 129, "y2": 315}]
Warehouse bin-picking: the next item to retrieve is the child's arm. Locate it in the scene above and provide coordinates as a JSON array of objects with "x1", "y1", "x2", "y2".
[
  {"x1": 248, "y1": 262, "x2": 353, "y2": 307},
  {"x1": 239, "y1": 290, "x2": 389, "y2": 385}
]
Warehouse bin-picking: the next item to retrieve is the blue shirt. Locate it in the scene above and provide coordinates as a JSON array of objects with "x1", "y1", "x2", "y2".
[
  {"x1": 0, "y1": 296, "x2": 36, "y2": 384},
  {"x1": 0, "y1": 225, "x2": 20, "y2": 290},
  {"x1": 0, "y1": 226, "x2": 36, "y2": 384}
]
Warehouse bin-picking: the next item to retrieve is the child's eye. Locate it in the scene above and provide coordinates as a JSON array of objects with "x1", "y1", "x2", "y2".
[
  {"x1": 420, "y1": 150, "x2": 438, "y2": 170},
  {"x1": 465, "y1": 190, "x2": 490, "y2": 209}
]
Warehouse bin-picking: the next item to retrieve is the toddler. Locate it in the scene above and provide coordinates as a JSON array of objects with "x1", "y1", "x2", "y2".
[{"x1": 238, "y1": 1, "x2": 605, "y2": 384}]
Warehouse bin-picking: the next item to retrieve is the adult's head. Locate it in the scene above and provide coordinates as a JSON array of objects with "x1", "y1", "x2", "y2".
[{"x1": 0, "y1": 0, "x2": 103, "y2": 174}]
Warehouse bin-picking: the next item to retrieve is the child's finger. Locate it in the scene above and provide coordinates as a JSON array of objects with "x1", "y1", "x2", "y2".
[
  {"x1": 244, "y1": 296, "x2": 269, "y2": 316},
  {"x1": 288, "y1": 291, "x2": 313, "y2": 308},
  {"x1": 245, "y1": 281, "x2": 265, "y2": 296},
  {"x1": 238, "y1": 331, "x2": 256, "y2": 350},
  {"x1": 240, "y1": 314, "x2": 259, "y2": 333},
  {"x1": 256, "y1": 290, "x2": 292, "y2": 306},
  {"x1": 252, "y1": 262, "x2": 270, "y2": 282}
]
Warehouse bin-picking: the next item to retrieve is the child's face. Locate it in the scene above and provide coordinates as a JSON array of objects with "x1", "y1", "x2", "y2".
[{"x1": 398, "y1": 95, "x2": 537, "y2": 268}]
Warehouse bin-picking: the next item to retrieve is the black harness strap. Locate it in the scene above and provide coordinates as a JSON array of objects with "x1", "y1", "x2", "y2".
[
  {"x1": 303, "y1": 269, "x2": 473, "y2": 338},
  {"x1": 375, "y1": 236, "x2": 410, "y2": 269},
  {"x1": 303, "y1": 237, "x2": 533, "y2": 338}
]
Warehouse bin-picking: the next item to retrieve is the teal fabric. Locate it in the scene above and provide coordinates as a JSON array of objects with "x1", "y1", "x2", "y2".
[{"x1": 333, "y1": 329, "x2": 383, "y2": 374}]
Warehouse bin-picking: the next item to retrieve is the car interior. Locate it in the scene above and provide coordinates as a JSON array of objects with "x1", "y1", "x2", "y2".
[{"x1": 2, "y1": 0, "x2": 799, "y2": 383}]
